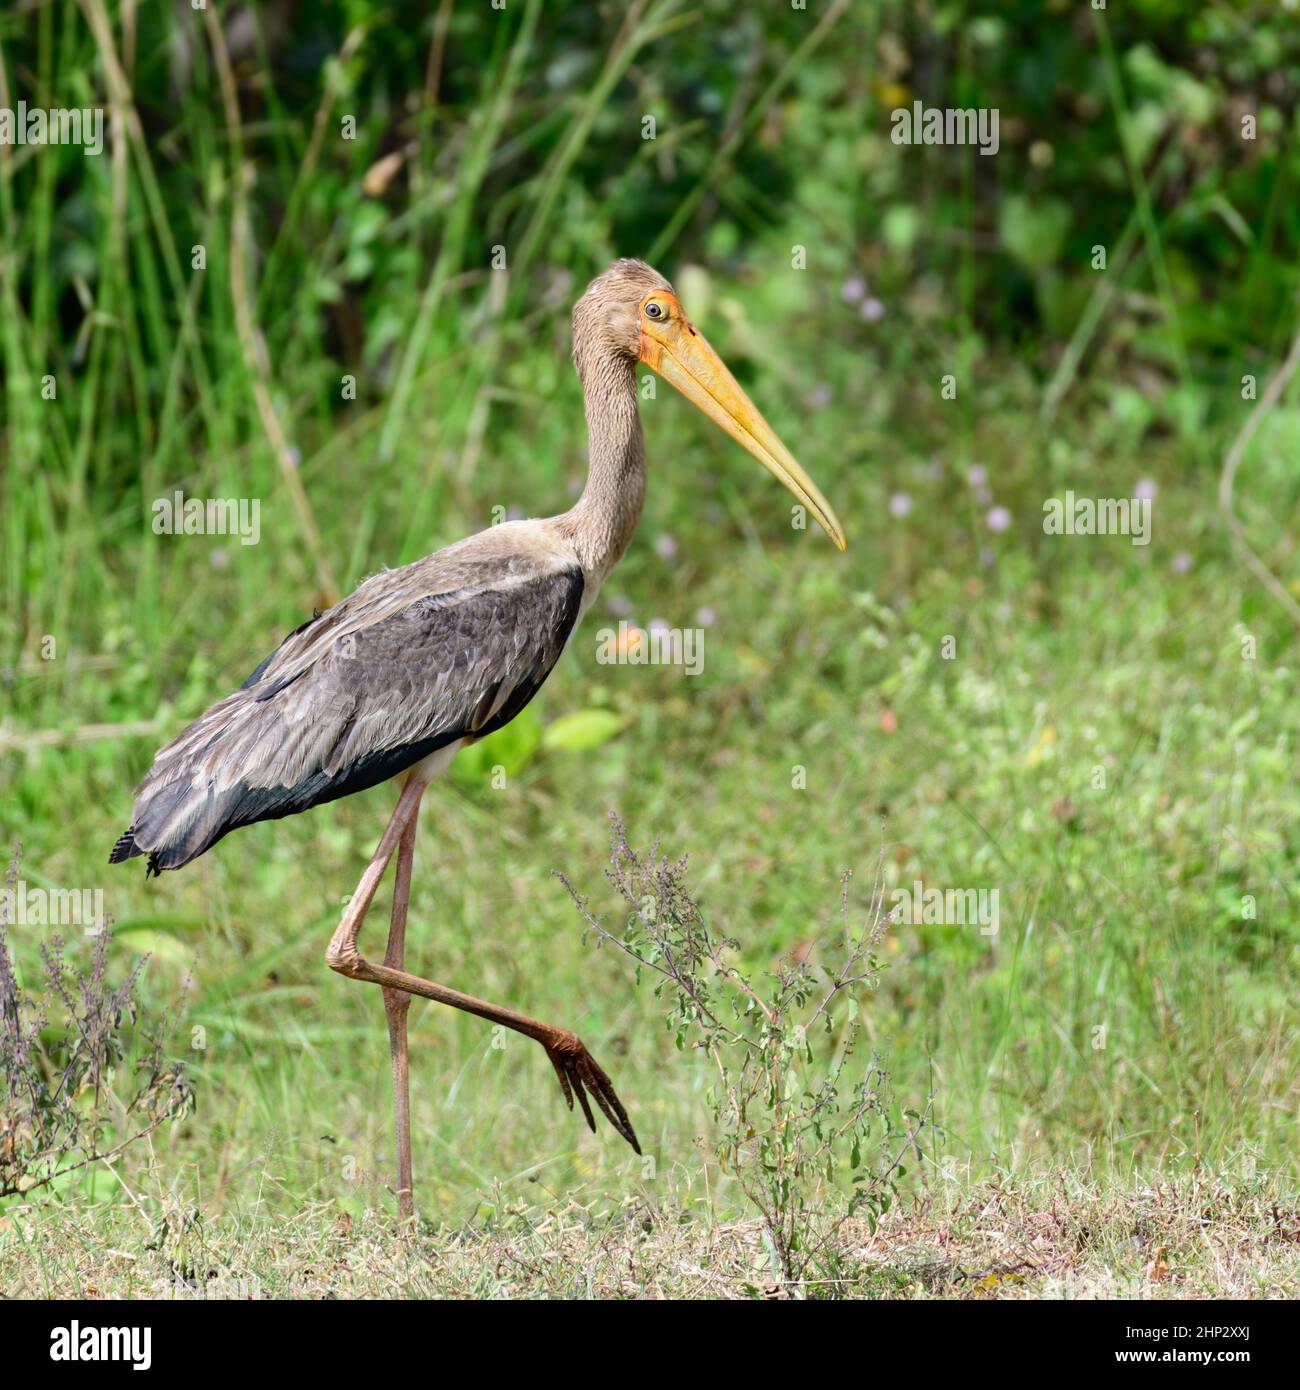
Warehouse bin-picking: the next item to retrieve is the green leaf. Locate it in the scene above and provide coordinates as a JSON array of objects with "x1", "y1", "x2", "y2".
[
  {"x1": 450, "y1": 704, "x2": 542, "y2": 786},
  {"x1": 998, "y1": 194, "x2": 1071, "y2": 274},
  {"x1": 541, "y1": 708, "x2": 625, "y2": 752},
  {"x1": 114, "y1": 930, "x2": 193, "y2": 969}
]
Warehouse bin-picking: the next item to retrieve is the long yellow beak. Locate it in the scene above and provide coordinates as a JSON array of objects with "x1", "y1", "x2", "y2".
[{"x1": 638, "y1": 299, "x2": 846, "y2": 551}]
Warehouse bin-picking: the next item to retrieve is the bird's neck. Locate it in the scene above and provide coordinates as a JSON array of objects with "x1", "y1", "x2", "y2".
[{"x1": 555, "y1": 354, "x2": 647, "y2": 581}]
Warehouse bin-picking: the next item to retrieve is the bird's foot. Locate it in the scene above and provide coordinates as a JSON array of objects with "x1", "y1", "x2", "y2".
[{"x1": 542, "y1": 1028, "x2": 641, "y2": 1154}]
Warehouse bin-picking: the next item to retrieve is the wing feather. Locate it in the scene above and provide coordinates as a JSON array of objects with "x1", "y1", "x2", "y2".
[{"x1": 110, "y1": 530, "x2": 584, "y2": 872}]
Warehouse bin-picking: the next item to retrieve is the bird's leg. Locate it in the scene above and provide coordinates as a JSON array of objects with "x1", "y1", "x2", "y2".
[
  {"x1": 325, "y1": 785, "x2": 639, "y2": 1155},
  {"x1": 383, "y1": 808, "x2": 418, "y2": 1224},
  {"x1": 323, "y1": 771, "x2": 426, "y2": 1218}
]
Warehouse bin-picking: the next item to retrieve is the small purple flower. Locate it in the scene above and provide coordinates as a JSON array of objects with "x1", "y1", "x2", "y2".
[
  {"x1": 840, "y1": 276, "x2": 866, "y2": 305},
  {"x1": 654, "y1": 532, "x2": 679, "y2": 561},
  {"x1": 1172, "y1": 551, "x2": 1192, "y2": 575},
  {"x1": 967, "y1": 465, "x2": 988, "y2": 488},
  {"x1": 888, "y1": 492, "x2": 912, "y2": 518},
  {"x1": 861, "y1": 297, "x2": 885, "y2": 323},
  {"x1": 606, "y1": 593, "x2": 634, "y2": 617},
  {"x1": 804, "y1": 383, "x2": 832, "y2": 411},
  {"x1": 1135, "y1": 478, "x2": 1158, "y2": 502},
  {"x1": 695, "y1": 605, "x2": 716, "y2": 628},
  {"x1": 985, "y1": 505, "x2": 1012, "y2": 533}
]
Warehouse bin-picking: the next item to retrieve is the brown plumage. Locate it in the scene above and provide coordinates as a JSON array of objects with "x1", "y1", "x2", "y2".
[
  {"x1": 110, "y1": 531, "x2": 584, "y2": 873},
  {"x1": 109, "y1": 258, "x2": 845, "y2": 1217},
  {"x1": 111, "y1": 261, "x2": 674, "y2": 875}
]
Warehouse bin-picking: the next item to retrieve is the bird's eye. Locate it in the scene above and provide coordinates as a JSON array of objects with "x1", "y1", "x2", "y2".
[{"x1": 644, "y1": 301, "x2": 665, "y2": 321}]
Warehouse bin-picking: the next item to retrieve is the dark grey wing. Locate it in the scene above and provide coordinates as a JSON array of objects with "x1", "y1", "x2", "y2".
[{"x1": 110, "y1": 557, "x2": 583, "y2": 873}]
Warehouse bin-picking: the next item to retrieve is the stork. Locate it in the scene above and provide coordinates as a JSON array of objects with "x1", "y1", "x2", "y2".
[{"x1": 110, "y1": 259, "x2": 845, "y2": 1219}]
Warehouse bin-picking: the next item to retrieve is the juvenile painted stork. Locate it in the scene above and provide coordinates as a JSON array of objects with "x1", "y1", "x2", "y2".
[{"x1": 110, "y1": 259, "x2": 845, "y2": 1218}]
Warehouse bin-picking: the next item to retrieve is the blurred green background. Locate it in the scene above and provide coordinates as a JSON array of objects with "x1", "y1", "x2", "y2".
[{"x1": 1, "y1": 0, "x2": 1298, "y2": 1231}]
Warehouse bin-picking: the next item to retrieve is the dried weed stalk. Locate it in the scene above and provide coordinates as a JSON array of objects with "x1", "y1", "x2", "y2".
[
  {"x1": 0, "y1": 842, "x2": 193, "y2": 1200},
  {"x1": 558, "y1": 814, "x2": 933, "y2": 1287}
]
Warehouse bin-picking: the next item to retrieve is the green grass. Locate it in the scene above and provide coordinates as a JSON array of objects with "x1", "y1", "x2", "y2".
[
  {"x1": 2, "y1": 0, "x2": 1299, "y2": 1297},
  {"x1": 3, "y1": 390, "x2": 1296, "y2": 1233}
]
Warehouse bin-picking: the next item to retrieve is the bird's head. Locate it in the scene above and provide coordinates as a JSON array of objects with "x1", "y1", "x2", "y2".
[{"x1": 574, "y1": 258, "x2": 846, "y2": 551}]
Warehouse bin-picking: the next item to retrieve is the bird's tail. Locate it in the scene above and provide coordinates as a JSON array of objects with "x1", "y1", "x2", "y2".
[
  {"x1": 108, "y1": 826, "x2": 164, "y2": 877},
  {"x1": 108, "y1": 827, "x2": 139, "y2": 863}
]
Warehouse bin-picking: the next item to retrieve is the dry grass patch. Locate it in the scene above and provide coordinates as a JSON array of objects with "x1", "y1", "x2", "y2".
[{"x1": 2, "y1": 1171, "x2": 1297, "y2": 1299}]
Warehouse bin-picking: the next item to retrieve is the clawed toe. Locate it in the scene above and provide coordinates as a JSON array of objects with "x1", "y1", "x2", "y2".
[{"x1": 544, "y1": 1032, "x2": 641, "y2": 1154}]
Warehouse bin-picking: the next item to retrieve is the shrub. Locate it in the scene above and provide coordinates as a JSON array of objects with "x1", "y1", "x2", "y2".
[
  {"x1": 559, "y1": 814, "x2": 933, "y2": 1290},
  {"x1": 0, "y1": 843, "x2": 193, "y2": 1201}
]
